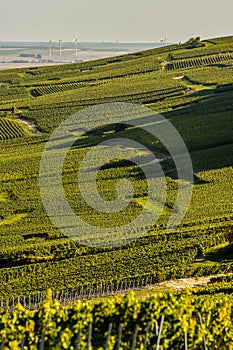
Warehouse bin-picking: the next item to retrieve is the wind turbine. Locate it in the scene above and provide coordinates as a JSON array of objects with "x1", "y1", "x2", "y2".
[
  {"x1": 59, "y1": 39, "x2": 62, "y2": 57},
  {"x1": 73, "y1": 34, "x2": 78, "y2": 59},
  {"x1": 160, "y1": 34, "x2": 167, "y2": 45},
  {"x1": 48, "y1": 40, "x2": 52, "y2": 57}
]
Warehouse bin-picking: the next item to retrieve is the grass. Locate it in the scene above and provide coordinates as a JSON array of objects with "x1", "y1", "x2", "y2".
[
  {"x1": 134, "y1": 198, "x2": 171, "y2": 214},
  {"x1": 1, "y1": 213, "x2": 27, "y2": 226}
]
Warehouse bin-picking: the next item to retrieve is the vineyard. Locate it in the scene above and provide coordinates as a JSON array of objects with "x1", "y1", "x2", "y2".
[
  {"x1": 166, "y1": 52, "x2": 233, "y2": 70},
  {"x1": 30, "y1": 81, "x2": 89, "y2": 96},
  {"x1": 0, "y1": 118, "x2": 28, "y2": 140},
  {"x1": 0, "y1": 35, "x2": 232, "y2": 347},
  {"x1": 1, "y1": 290, "x2": 233, "y2": 349}
]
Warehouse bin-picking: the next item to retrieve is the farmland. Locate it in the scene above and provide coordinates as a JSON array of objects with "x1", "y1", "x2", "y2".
[
  {"x1": 0, "y1": 35, "x2": 232, "y2": 346},
  {"x1": 0, "y1": 35, "x2": 232, "y2": 295},
  {"x1": 0, "y1": 41, "x2": 161, "y2": 70}
]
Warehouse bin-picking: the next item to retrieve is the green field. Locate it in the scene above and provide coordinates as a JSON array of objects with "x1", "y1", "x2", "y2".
[{"x1": 0, "y1": 35, "x2": 232, "y2": 304}]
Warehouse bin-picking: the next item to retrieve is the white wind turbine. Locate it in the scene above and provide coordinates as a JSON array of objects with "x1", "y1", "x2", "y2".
[
  {"x1": 73, "y1": 34, "x2": 78, "y2": 59},
  {"x1": 59, "y1": 39, "x2": 62, "y2": 57},
  {"x1": 48, "y1": 40, "x2": 52, "y2": 57}
]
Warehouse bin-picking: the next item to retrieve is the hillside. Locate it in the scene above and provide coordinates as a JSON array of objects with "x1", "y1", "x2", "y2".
[{"x1": 0, "y1": 36, "x2": 232, "y2": 299}]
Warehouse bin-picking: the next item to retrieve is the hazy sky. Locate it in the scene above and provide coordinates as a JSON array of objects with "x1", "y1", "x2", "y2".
[{"x1": 1, "y1": 0, "x2": 233, "y2": 43}]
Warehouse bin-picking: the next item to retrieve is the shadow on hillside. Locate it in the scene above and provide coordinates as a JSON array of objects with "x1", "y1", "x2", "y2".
[
  {"x1": 206, "y1": 244, "x2": 233, "y2": 263},
  {"x1": 49, "y1": 86, "x2": 233, "y2": 179},
  {"x1": 161, "y1": 87, "x2": 233, "y2": 173}
]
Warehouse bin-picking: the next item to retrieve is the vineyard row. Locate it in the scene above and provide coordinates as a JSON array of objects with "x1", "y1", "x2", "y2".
[{"x1": 167, "y1": 52, "x2": 233, "y2": 71}]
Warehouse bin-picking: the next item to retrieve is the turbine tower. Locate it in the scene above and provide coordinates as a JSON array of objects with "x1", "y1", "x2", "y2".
[
  {"x1": 48, "y1": 40, "x2": 52, "y2": 57},
  {"x1": 160, "y1": 34, "x2": 167, "y2": 45},
  {"x1": 74, "y1": 34, "x2": 78, "y2": 59},
  {"x1": 59, "y1": 39, "x2": 62, "y2": 57}
]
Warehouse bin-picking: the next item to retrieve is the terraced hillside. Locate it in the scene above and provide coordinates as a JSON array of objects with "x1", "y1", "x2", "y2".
[
  {"x1": 0, "y1": 36, "x2": 232, "y2": 299},
  {"x1": 0, "y1": 118, "x2": 29, "y2": 140}
]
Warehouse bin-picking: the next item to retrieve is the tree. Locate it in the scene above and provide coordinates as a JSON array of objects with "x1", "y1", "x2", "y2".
[{"x1": 184, "y1": 37, "x2": 205, "y2": 49}]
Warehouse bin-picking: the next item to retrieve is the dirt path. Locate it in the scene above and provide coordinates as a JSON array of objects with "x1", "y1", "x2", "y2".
[
  {"x1": 144, "y1": 273, "x2": 233, "y2": 292},
  {"x1": 15, "y1": 117, "x2": 41, "y2": 134},
  {"x1": 156, "y1": 275, "x2": 215, "y2": 290}
]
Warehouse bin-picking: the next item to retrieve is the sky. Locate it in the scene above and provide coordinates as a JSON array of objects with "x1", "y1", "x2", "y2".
[{"x1": 1, "y1": 0, "x2": 233, "y2": 43}]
